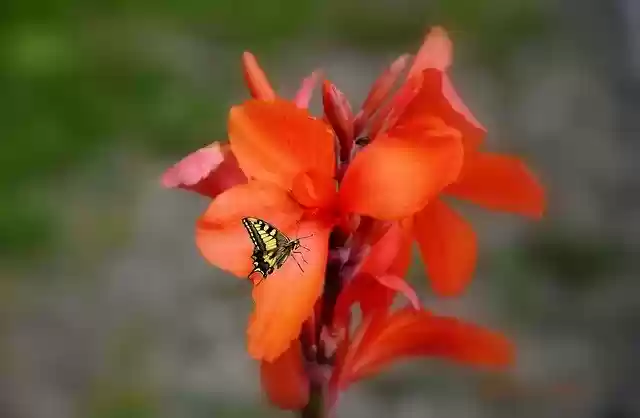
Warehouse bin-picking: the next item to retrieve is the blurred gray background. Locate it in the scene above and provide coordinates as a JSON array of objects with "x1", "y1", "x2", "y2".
[{"x1": 1, "y1": 0, "x2": 639, "y2": 417}]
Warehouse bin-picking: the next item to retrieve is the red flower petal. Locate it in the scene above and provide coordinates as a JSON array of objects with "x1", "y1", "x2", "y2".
[
  {"x1": 334, "y1": 310, "x2": 388, "y2": 388},
  {"x1": 413, "y1": 199, "x2": 477, "y2": 296},
  {"x1": 446, "y1": 152, "x2": 546, "y2": 219},
  {"x1": 387, "y1": 218, "x2": 414, "y2": 278},
  {"x1": 368, "y1": 71, "x2": 423, "y2": 140},
  {"x1": 247, "y1": 219, "x2": 331, "y2": 362},
  {"x1": 393, "y1": 69, "x2": 486, "y2": 150},
  {"x1": 359, "y1": 221, "x2": 406, "y2": 277},
  {"x1": 242, "y1": 52, "x2": 276, "y2": 101},
  {"x1": 333, "y1": 273, "x2": 380, "y2": 333},
  {"x1": 334, "y1": 271, "x2": 419, "y2": 332},
  {"x1": 339, "y1": 123, "x2": 463, "y2": 220},
  {"x1": 333, "y1": 221, "x2": 415, "y2": 332},
  {"x1": 260, "y1": 340, "x2": 310, "y2": 410},
  {"x1": 291, "y1": 170, "x2": 337, "y2": 210},
  {"x1": 341, "y1": 308, "x2": 513, "y2": 386},
  {"x1": 228, "y1": 99, "x2": 336, "y2": 191},
  {"x1": 195, "y1": 181, "x2": 304, "y2": 277},
  {"x1": 360, "y1": 274, "x2": 396, "y2": 319},
  {"x1": 407, "y1": 26, "x2": 453, "y2": 77},
  {"x1": 294, "y1": 70, "x2": 322, "y2": 109},
  {"x1": 355, "y1": 54, "x2": 410, "y2": 136},
  {"x1": 322, "y1": 80, "x2": 354, "y2": 161},
  {"x1": 375, "y1": 275, "x2": 420, "y2": 310},
  {"x1": 160, "y1": 142, "x2": 247, "y2": 198}
]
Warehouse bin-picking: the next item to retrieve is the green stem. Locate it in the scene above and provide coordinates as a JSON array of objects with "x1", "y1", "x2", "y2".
[{"x1": 300, "y1": 384, "x2": 325, "y2": 418}]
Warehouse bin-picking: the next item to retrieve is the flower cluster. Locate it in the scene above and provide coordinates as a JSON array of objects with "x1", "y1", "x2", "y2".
[{"x1": 162, "y1": 27, "x2": 544, "y2": 415}]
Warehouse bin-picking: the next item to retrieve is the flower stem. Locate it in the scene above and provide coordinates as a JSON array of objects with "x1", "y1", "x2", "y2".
[{"x1": 300, "y1": 384, "x2": 326, "y2": 418}]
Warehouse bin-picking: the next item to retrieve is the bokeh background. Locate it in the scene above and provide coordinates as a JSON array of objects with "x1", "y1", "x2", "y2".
[{"x1": 1, "y1": 0, "x2": 639, "y2": 417}]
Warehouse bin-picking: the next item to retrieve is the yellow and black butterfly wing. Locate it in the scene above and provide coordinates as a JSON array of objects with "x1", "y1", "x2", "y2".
[{"x1": 241, "y1": 217, "x2": 294, "y2": 279}]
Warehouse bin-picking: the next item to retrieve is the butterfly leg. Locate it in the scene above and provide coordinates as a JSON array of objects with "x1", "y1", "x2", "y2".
[
  {"x1": 294, "y1": 250, "x2": 309, "y2": 265},
  {"x1": 291, "y1": 254, "x2": 305, "y2": 273}
]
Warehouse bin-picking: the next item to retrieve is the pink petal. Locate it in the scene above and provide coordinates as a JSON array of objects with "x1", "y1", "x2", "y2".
[
  {"x1": 294, "y1": 70, "x2": 322, "y2": 109},
  {"x1": 408, "y1": 26, "x2": 453, "y2": 77},
  {"x1": 160, "y1": 142, "x2": 247, "y2": 198}
]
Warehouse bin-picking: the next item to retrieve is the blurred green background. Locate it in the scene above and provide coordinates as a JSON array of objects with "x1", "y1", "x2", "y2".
[{"x1": 2, "y1": 0, "x2": 639, "y2": 417}]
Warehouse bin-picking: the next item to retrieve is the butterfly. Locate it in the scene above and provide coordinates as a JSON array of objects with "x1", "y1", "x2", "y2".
[{"x1": 241, "y1": 217, "x2": 312, "y2": 285}]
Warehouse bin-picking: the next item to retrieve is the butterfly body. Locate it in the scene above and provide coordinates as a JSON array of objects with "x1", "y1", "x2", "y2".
[{"x1": 241, "y1": 217, "x2": 310, "y2": 285}]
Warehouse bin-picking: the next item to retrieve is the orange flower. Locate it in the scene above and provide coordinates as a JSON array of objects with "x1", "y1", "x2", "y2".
[
  {"x1": 329, "y1": 307, "x2": 513, "y2": 404},
  {"x1": 161, "y1": 52, "x2": 321, "y2": 198},
  {"x1": 263, "y1": 305, "x2": 513, "y2": 412},
  {"x1": 259, "y1": 221, "x2": 511, "y2": 412},
  {"x1": 162, "y1": 28, "x2": 543, "y2": 416},
  {"x1": 195, "y1": 100, "x2": 335, "y2": 363},
  {"x1": 324, "y1": 26, "x2": 545, "y2": 296},
  {"x1": 207, "y1": 95, "x2": 459, "y2": 362},
  {"x1": 162, "y1": 51, "x2": 463, "y2": 363},
  {"x1": 394, "y1": 30, "x2": 545, "y2": 296}
]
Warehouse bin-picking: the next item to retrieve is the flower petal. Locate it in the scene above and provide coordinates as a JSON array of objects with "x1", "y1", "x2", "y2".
[
  {"x1": 413, "y1": 199, "x2": 477, "y2": 296},
  {"x1": 446, "y1": 152, "x2": 545, "y2": 219},
  {"x1": 393, "y1": 69, "x2": 486, "y2": 150},
  {"x1": 195, "y1": 181, "x2": 304, "y2": 277},
  {"x1": 322, "y1": 80, "x2": 354, "y2": 161},
  {"x1": 247, "y1": 219, "x2": 331, "y2": 362},
  {"x1": 331, "y1": 275, "x2": 361, "y2": 331},
  {"x1": 387, "y1": 218, "x2": 414, "y2": 278},
  {"x1": 333, "y1": 221, "x2": 415, "y2": 331},
  {"x1": 368, "y1": 71, "x2": 423, "y2": 139},
  {"x1": 359, "y1": 221, "x2": 406, "y2": 277},
  {"x1": 294, "y1": 70, "x2": 322, "y2": 109},
  {"x1": 355, "y1": 54, "x2": 411, "y2": 136},
  {"x1": 358, "y1": 274, "x2": 396, "y2": 320},
  {"x1": 291, "y1": 170, "x2": 338, "y2": 210},
  {"x1": 407, "y1": 26, "x2": 453, "y2": 77},
  {"x1": 260, "y1": 340, "x2": 310, "y2": 410},
  {"x1": 375, "y1": 275, "x2": 421, "y2": 310},
  {"x1": 334, "y1": 309, "x2": 388, "y2": 389},
  {"x1": 342, "y1": 308, "x2": 513, "y2": 385},
  {"x1": 242, "y1": 52, "x2": 276, "y2": 101},
  {"x1": 160, "y1": 142, "x2": 247, "y2": 198},
  {"x1": 229, "y1": 99, "x2": 336, "y2": 191},
  {"x1": 339, "y1": 123, "x2": 463, "y2": 220}
]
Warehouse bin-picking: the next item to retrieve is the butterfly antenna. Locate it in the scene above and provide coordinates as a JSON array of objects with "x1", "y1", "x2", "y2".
[{"x1": 297, "y1": 234, "x2": 314, "y2": 251}]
